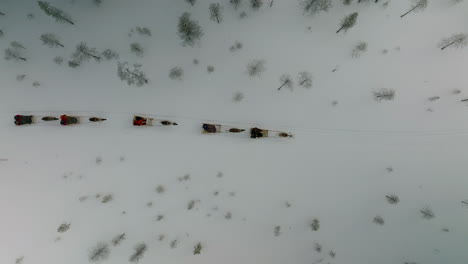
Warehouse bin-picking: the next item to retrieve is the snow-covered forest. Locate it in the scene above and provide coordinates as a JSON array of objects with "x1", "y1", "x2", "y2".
[{"x1": 1, "y1": 0, "x2": 468, "y2": 264}]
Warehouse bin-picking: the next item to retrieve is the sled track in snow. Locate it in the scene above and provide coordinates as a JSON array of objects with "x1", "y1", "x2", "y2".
[{"x1": 3, "y1": 110, "x2": 468, "y2": 137}]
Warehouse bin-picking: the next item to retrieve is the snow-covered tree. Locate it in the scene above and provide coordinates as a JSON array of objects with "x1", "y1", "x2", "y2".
[
  {"x1": 297, "y1": 71, "x2": 313, "y2": 88},
  {"x1": 38, "y1": 1, "x2": 74, "y2": 25},
  {"x1": 117, "y1": 62, "x2": 149, "y2": 87},
  {"x1": 4, "y1": 48, "x2": 26, "y2": 61},
  {"x1": 246, "y1": 59, "x2": 266, "y2": 77},
  {"x1": 89, "y1": 242, "x2": 110, "y2": 262},
  {"x1": 439, "y1": 33, "x2": 468, "y2": 50},
  {"x1": 277, "y1": 74, "x2": 293, "y2": 91},
  {"x1": 71, "y1": 42, "x2": 100, "y2": 63},
  {"x1": 209, "y1": 3, "x2": 223, "y2": 23},
  {"x1": 230, "y1": 0, "x2": 242, "y2": 9},
  {"x1": 400, "y1": 0, "x2": 428, "y2": 18},
  {"x1": 177, "y1": 12, "x2": 204, "y2": 46},
  {"x1": 373, "y1": 88, "x2": 395, "y2": 101},
  {"x1": 186, "y1": 0, "x2": 197, "y2": 6},
  {"x1": 300, "y1": 0, "x2": 332, "y2": 16},
  {"x1": 40, "y1": 33, "x2": 64, "y2": 47},
  {"x1": 251, "y1": 0, "x2": 263, "y2": 9},
  {"x1": 169, "y1": 66, "x2": 183, "y2": 80},
  {"x1": 130, "y1": 42, "x2": 144, "y2": 56},
  {"x1": 129, "y1": 243, "x2": 147, "y2": 263},
  {"x1": 352, "y1": 41, "x2": 367, "y2": 57},
  {"x1": 337, "y1": 12, "x2": 358, "y2": 33}
]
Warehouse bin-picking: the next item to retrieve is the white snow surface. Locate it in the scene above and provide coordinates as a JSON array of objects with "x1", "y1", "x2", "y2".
[{"x1": 1, "y1": 0, "x2": 468, "y2": 264}]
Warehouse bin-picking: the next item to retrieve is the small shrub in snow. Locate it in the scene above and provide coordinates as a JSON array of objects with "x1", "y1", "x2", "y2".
[
  {"x1": 169, "y1": 66, "x2": 183, "y2": 80},
  {"x1": 230, "y1": 0, "x2": 242, "y2": 9},
  {"x1": 16, "y1": 74, "x2": 26, "y2": 81},
  {"x1": 57, "y1": 223, "x2": 71, "y2": 233},
  {"x1": 310, "y1": 218, "x2": 320, "y2": 231},
  {"x1": 314, "y1": 242, "x2": 322, "y2": 252},
  {"x1": 89, "y1": 242, "x2": 110, "y2": 262},
  {"x1": 170, "y1": 239, "x2": 178, "y2": 249},
  {"x1": 187, "y1": 200, "x2": 196, "y2": 210},
  {"x1": 193, "y1": 242, "x2": 203, "y2": 255},
  {"x1": 251, "y1": 0, "x2": 263, "y2": 9},
  {"x1": 193, "y1": 58, "x2": 199, "y2": 65},
  {"x1": 352, "y1": 41, "x2": 368, "y2": 57},
  {"x1": 373, "y1": 215, "x2": 385, "y2": 225},
  {"x1": 156, "y1": 185, "x2": 165, "y2": 194},
  {"x1": 32, "y1": 81, "x2": 41, "y2": 87},
  {"x1": 462, "y1": 200, "x2": 468, "y2": 207},
  {"x1": 112, "y1": 233, "x2": 126, "y2": 246},
  {"x1": 246, "y1": 59, "x2": 266, "y2": 77},
  {"x1": 156, "y1": 214, "x2": 164, "y2": 221},
  {"x1": 207, "y1": 65, "x2": 215, "y2": 73},
  {"x1": 329, "y1": 251, "x2": 336, "y2": 258},
  {"x1": 129, "y1": 243, "x2": 147, "y2": 263},
  {"x1": 225, "y1": 212, "x2": 232, "y2": 219},
  {"x1": 101, "y1": 49, "x2": 119, "y2": 60},
  {"x1": 158, "y1": 234, "x2": 165, "y2": 241},
  {"x1": 15, "y1": 256, "x2": 24, "y2": 264},
  {"x1": 54, "y1": 56, "x2": 63, "y2": 65},
  {"x1": 420, "y1": 207, "x2": 435, "y2": 219},
  {"x1": 101, "y1": 194, "x2": 113, "y2": 203},
  {"x1": 385, "y1": 195, "x2": 400, "y2": 204},
  {"x1": 27, "y1": 13, "x2": 35, "y2": 19},
  {"x1": 274, "y1": 226, "x2": 281, "y2": 236},
  {"x1": 297, "y1": 71, "x2": 313, "y2": 88},
  {"x1": 239, "y1": 11, "x2": 247, "y2": 18},
  {"x1": 5, "y1": 48, "x2": 26, "y2": 61},
  {"x1": 135, "y1": 26, "x2": 151, "y2": 36},
  {"x1": 130, "y1": 42, "x2": 144, "y2": 56},
  {"x1": 233, "y1": 91, "x2": 244, "y2": 102},
  {"x1": 373, "y1": 88, "x2": 395, "y2": 101},
  {"x1": 186, "y1": 0, "x2": 196, "y2": 6}
]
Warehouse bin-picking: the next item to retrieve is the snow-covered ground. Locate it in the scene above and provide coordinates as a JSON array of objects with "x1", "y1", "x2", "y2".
[{"x1": 1, "y1": 0, "x2": 468, "y2": 263}]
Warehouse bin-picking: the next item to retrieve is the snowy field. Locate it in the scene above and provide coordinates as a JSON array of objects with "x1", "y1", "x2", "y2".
[{"x1": 1, "y1": 0, "x2": 468, "y2": 263}]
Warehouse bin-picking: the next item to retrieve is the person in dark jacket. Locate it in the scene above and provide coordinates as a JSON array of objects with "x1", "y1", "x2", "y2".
[
  {"x1": 203, "y1": 123, "x2": 217, "y2": 133},
  {"x1": 14, "y1": 115, "x2": 33, "y2": 125},
  {"x1": 250, "y1": 127, "x2": 264, "y2": 138}
]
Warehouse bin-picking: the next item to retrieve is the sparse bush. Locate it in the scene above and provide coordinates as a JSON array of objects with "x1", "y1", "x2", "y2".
[
  {"x1": 193, "y1": 242, "x2": 203, "y2": 255},
  {"x1": 170, "y1": 239, "x2": 178, "y2": 249},
  {"x1": 156, "y1": 215, "x2": 164, "y2": 221},
  {"x1": 274, "y1": 226, "x2": 281, "y2": 236},
  {"x1": 57, "y1": 223, "x2": 71, "y2": 233},
  {"x1": 156, "y1": 185, "x2": 165, "y2": 194},
  {"x1": 373, "y1": 88, "x2": 395, "y2": 101},
  {"x1": 352, "y1": 41, "x2": 368, "y2": 57},
  {"x1": 158, "y1": 234, "x2": 165, "y2": 241},
  {"x1": 112, "y1": 233, "x2": 126, "y2": 246},
  {"x1": 225, "y1": 212, "x2": 232, "y2": 219},
  {"x1": 420, "y1": 207, "x2": 435, "y2": 219},
  {"x1": 169, "y1": 66, "x2": 183, "y2": 80},
  {"x1": 207, "y1": 65, "x2": 215, "y2": 73},
  {"x1": 89, "y1": 242, "x2": 110, "y2": 262},
  {"x1": 187, "y1": 200, "x2": 196, "y2": 210},
  {"x1": 54, "y1": 56, "x2": 63, "y2": 65},
  {"x1": 385, "y1": 195, "x2": 400, "y2": 204},
  {"x1": 129, "y1": 243, "x2": 147, "y2": 263},
  {"x1": 314, "y1": 242, "x2": 322, "y2": 252},
  {"x1": 233, "y1": 91, "x2": 244, "y2": 102},
  {"x1": 32, "y1": 81, "x2": 41, "y2": 87},
  {"x1": 246, "y1": 59, "x2": 266, "y2": 77},
  {"x1": 310, "y1": 218, "x2": 320, "y2": 231},
  {"x1": 130, "y1": 42, "x2": 144, "y2": 56},
  {"x1": 16, "y1": 74, "x2": 26, "y2": 81},
  {"x1": 297, "y1": 71, "x2": 313, "y2": 88},
  {"x1": 102, "y1": 194, "x2": 113, "y2": 203},
  {"x1": 373, "y1": 215, "x2": 385, "y2": 225}
]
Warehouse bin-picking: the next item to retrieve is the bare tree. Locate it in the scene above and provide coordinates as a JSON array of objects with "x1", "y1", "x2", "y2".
[
  {"x1": 352, "y1": 41, "x2": 368, "y2": 57},
  {"x1": 89, "y1": 242, "x2": 110, "y2": 262},
  {"x1": 246, "y1": 59, "x2": 266, "y2": 77},
  {"x1": 177, "y1": 12, "x2": 204, "y2": 46},
  {"x1": 72, "y1": 42, "x2": 100, "y2": 63},
  {"x1": 230, "y1": 0, "x2": 242, "y2": 9},
  {"x1": 4, "y1": 48, "x2": 26, "y2": 61},
  {"x1": 337, "y1": 12, "x2": 358, "y2": 33},
  {"x1": 209, "y1": 3, "x2": 223, "y2": 23},
  {"x1": 169, "y1": 66, "x2": 183, "y2": 80},
  {"x1": 385, "y1": 195, "x2": 400, "y2": 204},
  {"x1": 130, "y1": 42, "x2": 144, "y2": 56},
  {"x1": 439, "y1": 33, "x2": 468, "y2": 50},
  {"x1": 277, "y1": 74, "x2": 293, "y2": 91},
  {"x1": 300, "y1": 0, "x2": 332, "y2": 16},
  {"x1": 186, "y1": 0, "x2": 197, "y2": 6},
  {"x1": 373, "y1": 88, "x2": 395, "y2": 101},
  {"x1": 193, "y1": 242, "x2": 203, "y2": 255},
  {"x1": 117, "y1": 62, "x2": 149, "y2": 87},
  {"x1": 400, "y1": 0, "x2": 428, "y2": 18},
  {"x1": 129, "y1": 243, "x2": 147, "y2": 263},
  {"x1": 38, "y1": 1, "x2": 74, "y2": 25},
  {"x1": 40, "y1": 33, "x2": 64, "y2": 47},
  {"x1": 297, "y1": 71, "x2": 313, "y2": 88},
  {"x1": 251, "y1": 0, "x2": 263, "y2": 9},
  {"x1": 420, "y1": 207, "x2": 435, "y2": 219},
  {"x1": 112, "y1": 233, "x2": 126, "y2": 246}
]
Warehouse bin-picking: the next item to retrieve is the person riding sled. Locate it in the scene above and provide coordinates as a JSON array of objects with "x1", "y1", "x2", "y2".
[
  {"x1": 14, "y1": 115, "x2": 33, "y2": 126},
  {"x1": 133, "y1": 116, "x2": 147, "y2": 126},
  {"x1": 60, "y1": 115, "x2": 79, "y2": 126}
]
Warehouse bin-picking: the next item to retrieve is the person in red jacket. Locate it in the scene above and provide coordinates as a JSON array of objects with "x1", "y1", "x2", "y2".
[
  {"x1": 60, "y1": 115, "x2": 79, "y2": 126},
  {"x1": 133, "y1": 116, "x2": 147, "y2": 126}
]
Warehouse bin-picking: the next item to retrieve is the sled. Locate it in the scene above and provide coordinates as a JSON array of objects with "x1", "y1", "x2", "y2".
[
  {"x1": 14, "y1": 115, "x2": 59, "y2": 125},
  {"x1": 250, "y1": 127, "x2": 293, "y2": 139},
  {"x1": 133, "y1": 115, "x2": 178, "y2": 126},
  {"x1": 60, "y1": 115, "x2": 107, "y2": 126},
  {"x1": 202, "y1": 123, "x2": 246, "y2": 134}
]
